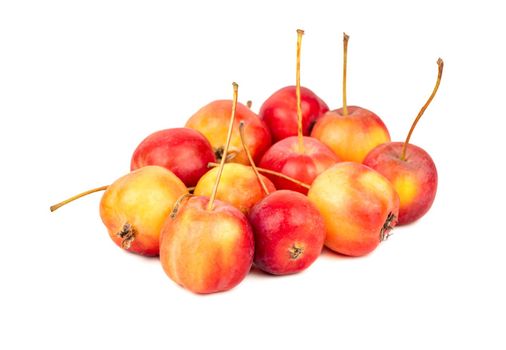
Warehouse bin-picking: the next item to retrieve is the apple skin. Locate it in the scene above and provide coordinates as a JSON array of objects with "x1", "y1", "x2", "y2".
[
  {"x1": 308, "y1": 162, "x2": 399, "y2": 257},
  {"x1": 194, "y1": 163, "x2": 276, "y2": 215},
  {"x1": 185, "y1": 100, "x2": 272, "y2": 165},
  {"x1": 131, "y1": 128, "x2": 216, "y2": 187},
  {"x1": 159, "y1": 196, "x2": 254, "y2": 294},
  {"x1": 248, "y1": 190, "x2": 326, "y2": 275},
  {"x1": 99, "y1": 166, "x2": 188, "y2": 256},
  {"x1": 311, "y1": 106, "x2": 391, "y2": 163},
  {"x1": 259, "y1": 136, "x2": 340, "y2": 194},
  {"x1": 259, "y1": 86, "x2": 329, "y2": 142},
  {"x1": 363, "y1": 142, "x2": 437, "y2": 225}
]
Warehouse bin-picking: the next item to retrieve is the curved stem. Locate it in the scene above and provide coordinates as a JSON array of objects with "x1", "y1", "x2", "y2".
[
  {"x1": 239, "y1": 121, "x2": 269, "y2": 195},
  {"x1": 208, "y1": 162, "x2": 310, "y2": 190},
  {"x1": 401, "y1": 58, "x2": 444, "y2": 161},
  {"x1": 342, "y1": 32, "x2": 350, "y2": 116},
  {"x1": 296, "y1": 29, "x2": 305, "y2": 154},
  {"x1": 50, "y1": 185, "x2": 108, "y2": 212},
  {"x1": 207, "y1": 82, "x2": 239, "y2": 211}
]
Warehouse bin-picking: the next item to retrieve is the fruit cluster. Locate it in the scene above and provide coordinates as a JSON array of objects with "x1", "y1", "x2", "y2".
[{"x1": 51, "y1": 30, "x2": 443, "y2": 294}]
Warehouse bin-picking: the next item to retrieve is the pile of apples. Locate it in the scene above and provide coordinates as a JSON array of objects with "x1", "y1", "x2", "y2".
[{"x1": 51, "y1": 30, "x2": 443, "y2": 294}]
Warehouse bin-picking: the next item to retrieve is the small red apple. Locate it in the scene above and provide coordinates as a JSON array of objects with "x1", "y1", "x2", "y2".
[
  {"x1": 160, "y1": 82, "x2": 254, "y2": 294},
  {"x1": 249, "y1": 190, "x2": 326, "y2": 275},
  {"x1": 363, "y1": 58, "x2": 443, "y2": 225},
  {"x1": 130, "y1": 127, "x2": 216, "y2": 187},
  {"x1": 311, "y1": 33, "x2": 390, "y2": 163},
  {"x1": 259, "y1": 136, "x2": 339, "y2": 194},
  {"x1": 308, "y1": 162, "x2": 400, "y2": 257},
  {"x1": 259, "y1": 85, "x2": 328, "y2": 142},
  {"x1": 258, "y1": 30, "x2": 340, "y2": 194}
]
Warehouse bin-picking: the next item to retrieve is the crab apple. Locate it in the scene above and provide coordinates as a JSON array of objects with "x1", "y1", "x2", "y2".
[
  {"x1": 308, "y1": 162, "x2": 399, "y2": 257},
  {"x1": 258, "y1": 30, "x2": 339, "y2": 194},
  {"x1": 311, "y1": 33, "x2": 390, "y2": 163},
  {"x1": 259, "y1": 136, "x2": 339, "y2": 194},
  {"x1": 364, "y1": 58, "x2": 443, "y2": 225},
  {"x1": 130, "y1": 127, "x2": 215, "y2": 187},
  {"x1": 259, "y1": 85, "x2": 328, "y2": 142},
  {"x1": 160, "y1": 82, "x2": 254, "y2": 294},
  {"x1": 185, "y1": 100, "x2": 271, "y2": 165},
  {"x1": 160, "y1": 196, "x2": 254, "y2": 294},
  {"x1": 194, "y1": 163, "x2": 275, "y2": 214},
  {"x1": 99, "y1": 166, "x2": 188, "y2": 256},
  {"x1": 249, "y1": 190, "x2": 326, "y2": 275}
]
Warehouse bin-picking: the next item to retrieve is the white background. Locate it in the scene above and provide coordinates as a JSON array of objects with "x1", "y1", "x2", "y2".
[{"x1": 1, "y1": 0, "x2": 505, "y2": 349}]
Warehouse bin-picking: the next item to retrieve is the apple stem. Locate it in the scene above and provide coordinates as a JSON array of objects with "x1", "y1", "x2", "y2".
[
  {"x1": 207, "y1": 162, "x2": 311, "y2": 190},
  {"x1": 246, "y1": 100, "x2": 252, "y2": 109},
  {"x1": 342, "y1": 32, "x2": 350, "y2": 117},
  {"x1": 296, "y1": 29, "x2": 305, "y2": 154},
  {"x1": 238, "y1": 121, "x2": 270, "y2": 195},
  {"x1": 401, "y1": 58, "x2": 444, "y2": 161},
  {"x1": 50, "y1": 185, "x2": 108, "y2": 212},
  {"x1": 207, "y1": 82, "x2": 239, "y2": 211}
]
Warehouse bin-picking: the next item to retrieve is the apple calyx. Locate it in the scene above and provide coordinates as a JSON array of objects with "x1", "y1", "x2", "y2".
[
  {"x1": 379, "y1": 212, "x2": 397, "y2": 241},
  {"x1": 117, "y1": 223, "x2": 135, "y2": 249},
  {"x1": 288, "y1": 244, "x2": 304, "y2": 260}
]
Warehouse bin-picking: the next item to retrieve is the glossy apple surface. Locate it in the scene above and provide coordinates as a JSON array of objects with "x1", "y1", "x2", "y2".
[
  {"x1": 159, "y1": 196, "x2": 254, "y2": 294},
  {"x1": 363, "y1": 142, "x2": 437, "y2": 225},
  {"x1": 311, "y1": 106, "x2": 390, "y2": 163},
  {"x1": 185, "y1": 100, "x2": 271, "y2": 165},
  {"x1": 259, "y1": 136, "x2": 339, "y2": 194},
  {"x1": 259, "y1": 86, "x2": 328, "y2": 142},
  {"x1": 308, "y1": 162, "x2": 399, "y2": 256},
  {"x1": 249, "y1": 190, "x2": 326, "y2": 275},
  {"x1": 100, "y1": 166, "x2": 188, "y2": 256},
  {"x1": 131, "y1": 127, "x2": 215, "y2": 187},
  {"x1": 194, "y1": 163, "x2": 276, "y2": 214}
]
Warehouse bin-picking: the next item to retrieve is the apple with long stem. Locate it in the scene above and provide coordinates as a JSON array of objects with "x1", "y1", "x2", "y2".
[
  {"x1": 363, "y1": 58, "x2": 443, "y2": 225},
  {"x1": 259, "y1": 29, "x2": 340, "y2": 194},
  {"x1": 259, "y1": 29, "x2": 329, "y2": 142},
  {"x1": 311, "y1": 33, "x2": 391, "y2": 163},
  {"x1": 50, "y1": 166, "x2": 188, "y2": 256},
  {"x1": 160, "y1": 82, "x2": 254, "y2": 294}
]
